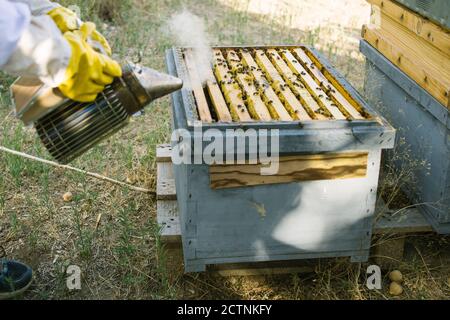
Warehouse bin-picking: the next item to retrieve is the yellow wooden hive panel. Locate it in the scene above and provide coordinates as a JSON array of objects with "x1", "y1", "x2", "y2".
[
  {"x1": 182, "y1": 47, "x2": 371, "y2": 123},
  {"x1": 363, "y1": 0, "x2": 450, "y2": 108}
]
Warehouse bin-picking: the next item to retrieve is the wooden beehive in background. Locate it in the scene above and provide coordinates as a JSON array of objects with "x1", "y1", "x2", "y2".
[
  {"x1": 361, "y1": 0, "x2": 450, "y2": 234},
  {"x1": 165, "y1": 45, "x2": 395, "y2": 272}
]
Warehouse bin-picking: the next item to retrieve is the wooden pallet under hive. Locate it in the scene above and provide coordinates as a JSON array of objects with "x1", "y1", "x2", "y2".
[
  {"x1": 181, "y1": 46, "x2": 372, "y2": 123},
  {"x1": 165, "y1": 45, "x2": 396, "y2": 273}
]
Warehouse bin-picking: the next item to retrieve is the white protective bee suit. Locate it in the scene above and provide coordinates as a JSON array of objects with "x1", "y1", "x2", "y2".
[{"x1": 0, "y1": 0, "x2": 71, "y2": 86}]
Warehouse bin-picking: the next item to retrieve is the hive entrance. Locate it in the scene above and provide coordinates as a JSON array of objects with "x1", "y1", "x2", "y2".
[{"x1": 182, "y1": 46, "x2": 371, "y2": 123}]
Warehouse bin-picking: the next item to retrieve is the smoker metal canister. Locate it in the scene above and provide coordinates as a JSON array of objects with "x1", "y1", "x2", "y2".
[{"x1": 34, "y1": 64, "x2": 182, "y2": 164}]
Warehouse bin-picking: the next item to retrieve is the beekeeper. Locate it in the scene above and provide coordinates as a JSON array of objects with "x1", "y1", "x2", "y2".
[
  {"x1": 0, "y1": 0, "x2": 122, "y2": 300},
  {"x1": 0, "y1": 0, "x2": 122, "y2": 102}
]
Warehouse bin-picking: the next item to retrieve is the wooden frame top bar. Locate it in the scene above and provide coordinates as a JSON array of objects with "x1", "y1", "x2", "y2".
[{"x1": 180, "y1": 46, "x2": 372, "y2": 123}]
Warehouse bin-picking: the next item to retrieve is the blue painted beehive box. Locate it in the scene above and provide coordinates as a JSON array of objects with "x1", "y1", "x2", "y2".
[
  {"x1": 166, "y1": 46, "x2": 395, "y2": 272},
  {"x1": 361, "y1": 40, "x2": 450, "y2": 234}
]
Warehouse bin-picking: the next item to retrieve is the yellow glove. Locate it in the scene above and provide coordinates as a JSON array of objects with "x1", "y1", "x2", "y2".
[
  {"x1": 48, "y1": 7, "x2": 112, "y2": 56},
  {"x1": 48, "y1": 7, "x2": 78, "y2": 33},
  {"x1": 59, "y1": 23, "x2": 122, "y2": 103}
]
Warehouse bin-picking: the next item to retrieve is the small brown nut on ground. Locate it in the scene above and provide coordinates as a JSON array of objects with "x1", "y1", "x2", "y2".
[
  {"x1": 389, "y1": 270, "x2": 403, "y2": 283},
  {"x1": 389, "y1": 282, "x2": 403, "y2": 296},
  {"x1": 63, "y1": 192, "x2": 73, "y2": 202}
]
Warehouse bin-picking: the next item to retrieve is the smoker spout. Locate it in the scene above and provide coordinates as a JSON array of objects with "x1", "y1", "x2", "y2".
[{"x1": 133, "y1": 65, "x2": 183, "y2": 102}]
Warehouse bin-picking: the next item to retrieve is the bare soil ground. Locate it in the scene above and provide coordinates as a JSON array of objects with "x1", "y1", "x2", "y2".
[{"x1": 0, "y1": 0, "x2": 448, "y2": 300}]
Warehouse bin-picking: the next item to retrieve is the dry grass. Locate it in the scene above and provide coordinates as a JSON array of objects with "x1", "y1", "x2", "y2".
[{"x1": 0, "y1": 0, "x2": 448, "y2": 300}]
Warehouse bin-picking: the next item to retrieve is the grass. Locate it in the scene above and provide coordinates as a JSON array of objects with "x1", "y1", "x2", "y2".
[{"x1": 0, "y1": 0, "x2": 449, "y2": 300}]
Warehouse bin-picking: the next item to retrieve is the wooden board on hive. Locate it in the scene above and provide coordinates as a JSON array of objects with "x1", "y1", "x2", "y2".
[
  {"x1": 209, "y1": 152, "x2": 369, "y2": 189},
  {"x1": 205, "y1": 67, "x2": 233, "y2": 122},
  {"x1": 184, "y1": 50, "x2": 213, "y2": 122},
  {"x1": 267, "y1": 48, "x2": 347, "y2": 120},
  {"x1": 226, "y1": 50, "x2": 272, "y2": 121},
  {"x1": 362, "y1": 26, "x2": 450, "y2": 108},
  {"x1": 213, "y1": 50, "x2": 253, "y2": 122},
  {"x1": 254, "y1": 49, "x2": 314, "y2": 120},
  {"x1": 367, "y1": 0, "x2": 450, "y2": 55},
  {"x1": 291, "y1": 48, "x2": 365, "y2": 120},
  {"x1": 363, "y1": 0, "x2": 450, "y2": 108},
  {"x1": 239, "y1": 50, "x2": 293, "y2": 121}
]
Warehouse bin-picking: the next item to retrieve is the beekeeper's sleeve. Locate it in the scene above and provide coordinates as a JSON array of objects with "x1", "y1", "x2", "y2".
[
  {"x1": 9, "y1": 0, "x2": 60, "y2": 16},
  {"x1": 0, "y1": 0, "x2": 71, "y2": 87}
]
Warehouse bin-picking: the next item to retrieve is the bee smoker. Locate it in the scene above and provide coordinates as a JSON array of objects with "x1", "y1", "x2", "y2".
[{"x1": 11, "y1": 63, "x2": 182, "y2": 164}]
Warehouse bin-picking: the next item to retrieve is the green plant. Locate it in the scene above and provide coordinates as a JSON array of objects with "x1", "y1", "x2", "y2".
[
  {"x1": 0, "y1": 175, "x2": 5, "y2": 211},
  {"x1": 72, "y1": 207, "x2": 95, "y2": 260}
]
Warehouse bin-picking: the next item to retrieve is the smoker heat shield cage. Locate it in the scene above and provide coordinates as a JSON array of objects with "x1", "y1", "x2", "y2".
[{"x1": 165, "y1": 46, "x2": 395, "y2": 272}]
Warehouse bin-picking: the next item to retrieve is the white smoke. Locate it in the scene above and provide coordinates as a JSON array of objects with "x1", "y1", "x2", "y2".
[{"x1": 166, "y1": 9, "x2": 214, "y2": 87}]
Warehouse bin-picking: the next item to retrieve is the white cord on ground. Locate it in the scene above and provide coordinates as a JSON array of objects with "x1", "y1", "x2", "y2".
[{"x1": 0, "y1": 146, "x2": 154, "y2": 195}]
